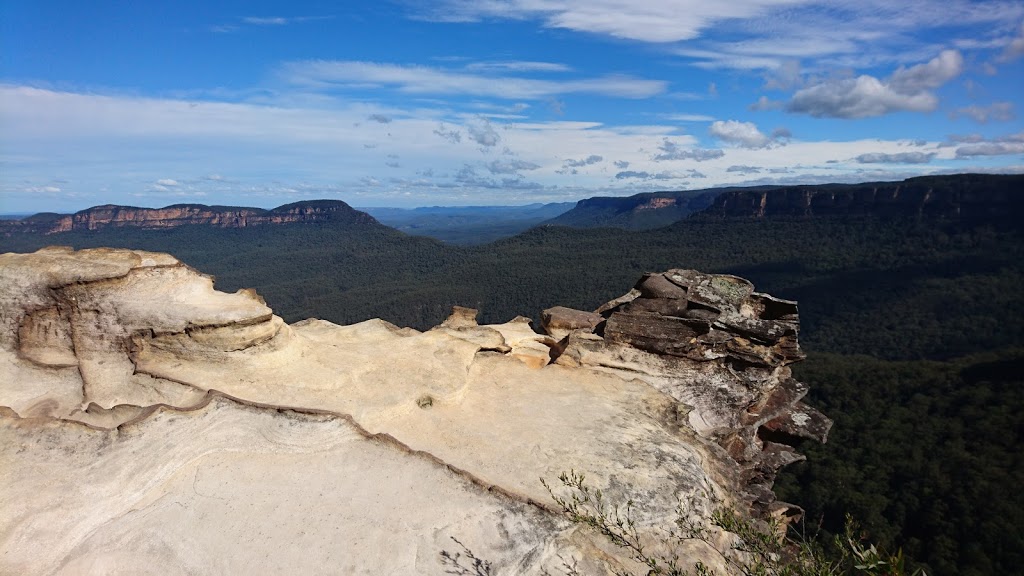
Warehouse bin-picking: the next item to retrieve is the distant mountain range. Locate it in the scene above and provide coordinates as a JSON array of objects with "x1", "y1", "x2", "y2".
[
  {"x1": 2, "y1": 174, "x2": 1020, "y2": 241},
  {"x1": 545, "y1": 173, "x2": 1024, "y2": 229},
  {"x1": 701, "y1": 173, "x2": 1024, "y2": 223},
  {"x1": 0, "y1": 200, "x2": 376, "y2": 236},
  {"x1": 540, "y1": 189, "x2": 727, "y2": 230}
]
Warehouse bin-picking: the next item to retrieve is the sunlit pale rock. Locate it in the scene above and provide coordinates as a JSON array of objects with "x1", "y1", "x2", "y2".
[{"x1": 0, "y1": 247, "x2": 830, "y2": 575}]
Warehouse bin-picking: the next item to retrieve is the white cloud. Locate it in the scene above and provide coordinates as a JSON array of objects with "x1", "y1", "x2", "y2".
[
  {"x1": 950, "y1": 102, "x2": 1015, "y2": 123},
  {"x1": 954, "y1": 132, "x2": 1024, "y2": 157},
  {"x1": 3, "y1": 83, "x2": 1018, "y2": 211},
  {"x1": 24, "y1": 185, "x2": 62, "y2": 194},
  {"x1": 424, "y1": 0, "x2": 809, "y2": 43},
  {"x1": 241, "y1": 16, "x2": 333, "y2": 26},
  {"x1": 466, "y1": 118, "x2": 501, "y2": 147},
  {"x1": 999, "y1": 22, "x2": 1024, "y2": 62},
  {"x1": 709, "y1": 120, "x2": 778, "y2": 148},
  {"x1": 955, "y1": 142, "x2": 1024, "y2": 157},
  {"x1": 855, "y1": 152, "x2": 936, "y2": 164},
  {"x1": 464, "y1": 61, "x2": 571, "y2": 72},
  {"x1": 564, "y1": 155, "x2": 603, "y2": 167},
  {"x1": 614, "y1": 170, "x2": 680, "y2": 181},
  {"x1": 788, "y1": 76, "x2": 934, "y2": 118},
  {"x1": 280, "y1": 60, "x2": 667, "y2": 99},
  {"x1": 486, "y1": 159, "x2": 541, "y2": 174},
  {"x1": 888, "y1": 50, "x2": 964, "y2": 93},
  {"x1": 787, "y1": 49, "x2": 964, "y2": 119},
  {"x1": 243, "y1": 17, "x2": 290, "y2": 25},
  {"x1": 749, "y1": 96, "x2": 783, "y2": 111},
  {"x1": 727, "y1": 165, "x2": 762, "y2": 174},
  {"x1": 665, "y1": 113, "x2": 715, "y2": 122},
  {"x1": 652, "y1": 139, "x2": 725, "y2": 161}
]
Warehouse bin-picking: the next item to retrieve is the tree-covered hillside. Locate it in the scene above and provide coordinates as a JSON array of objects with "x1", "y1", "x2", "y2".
[{"x1": 2, "y1": 189, "x2": 1022, "y2": 575}]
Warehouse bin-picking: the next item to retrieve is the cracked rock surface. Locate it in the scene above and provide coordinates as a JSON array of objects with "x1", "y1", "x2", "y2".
[{"x1": 0, "y1": 247, "x2": 830, "y2": 575}]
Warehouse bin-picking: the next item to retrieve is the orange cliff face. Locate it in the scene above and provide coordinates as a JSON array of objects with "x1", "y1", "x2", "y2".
[
  {"x1": 1, "y1": 201, "x2": 375, "y2": 235},
  {"x1": 69, "y1": 205, "x2": 269, "y2": 231},
  {"x1": 635, "y1": 197, "x2": 679, "y2": 210}
]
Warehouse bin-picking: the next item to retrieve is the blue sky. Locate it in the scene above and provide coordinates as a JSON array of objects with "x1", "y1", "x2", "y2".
[{"x1": 1, "y1": 0, "x2": 1022, "y2": 212}]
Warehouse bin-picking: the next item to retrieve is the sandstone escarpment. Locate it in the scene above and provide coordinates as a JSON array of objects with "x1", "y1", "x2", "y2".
[
  {"x1": 1, "y1": 200, "x2": 378, "y2": 235},
  {"x1": 0, "y1": 247, "x2": 830, "y2": 575},
  {"x1": 703, "y1": 173, "x2": 1024, "y2": 222}
]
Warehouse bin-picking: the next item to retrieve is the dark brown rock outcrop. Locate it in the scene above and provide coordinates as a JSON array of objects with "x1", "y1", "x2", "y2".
[{"x1": 544, "y1": 269, "x2": 831, "y2": 520}]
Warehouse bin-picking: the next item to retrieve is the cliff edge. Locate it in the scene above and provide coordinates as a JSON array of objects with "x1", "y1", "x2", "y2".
[{"x1": 0, "y1": 247, "x2": 830, "y2": 574}]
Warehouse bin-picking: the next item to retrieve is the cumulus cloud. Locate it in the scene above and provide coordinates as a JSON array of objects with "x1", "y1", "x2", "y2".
[
  {"x1": 615, "y1": 170, "x2": 649, "y2": 180},
  {"x1": 564, "y1": 154, "x2": 603, "y2": 167},
  {"x1": 888, "y1": 50, "x2": 964, "y2": 93},
  {"x1": 155, "y1": 179, "x2": 179, "y2": 186},
  {"x1": 788, "y1": 75, "x2": 936, "y2": 118},
  {"x1": 950, "y1": 102, "x2": 1015, "y2": 123},
  {"x1": 855, "y1": 152, "x2": 936, "y2": 164},
  {"x1": 749, "y1": 96, "x2": 783, "y2": 111},
  {"x1": 466, "y1": 118, "x2": 501, "y2": 147},
  {"x1": 433, "y1": 124, "x2": 462, "y2": 143},
  {"x1": 788, "y1": 50, "x2": 963, "y2": 118},
  {"x1": 709, "y1": 120, "x2": 789, "y2": 149},
  {"x1": 652, "y1": 139, "x2": 724, "y2": 161},
  {"x1": 727, "y1": 165, "x2": 762, "y2": 174},
  {"x1": 486, "y1": 158, "x2": 541, "y2": 174}
]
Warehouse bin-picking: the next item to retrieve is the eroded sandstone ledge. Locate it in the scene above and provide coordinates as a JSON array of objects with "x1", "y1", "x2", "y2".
[{"x1": 0, "y1": 246, "x2": 830, "y2": 575}]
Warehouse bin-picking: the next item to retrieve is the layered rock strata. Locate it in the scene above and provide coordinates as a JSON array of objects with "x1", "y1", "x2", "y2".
[
  {"x1": 0, "y1": 200, "x2": 377, "y2": 235},
  {"x1": 545, "y1": 270, "x2": 831, "y2": 519},
  {"x1": 0, "y1": 247, "x2": 830, "y2": 575}
]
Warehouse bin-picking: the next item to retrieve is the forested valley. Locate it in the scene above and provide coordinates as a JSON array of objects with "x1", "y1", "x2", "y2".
[{"x1": 2, "y1": 201, "x2": 1021, "y2": 575}]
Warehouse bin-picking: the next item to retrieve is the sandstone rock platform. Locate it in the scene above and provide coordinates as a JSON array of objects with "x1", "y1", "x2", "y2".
[{"x1": 0, "y1": 247, "x2": 830, "y2": 575}]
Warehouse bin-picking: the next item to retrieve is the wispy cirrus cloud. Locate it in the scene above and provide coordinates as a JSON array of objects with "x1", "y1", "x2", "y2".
[
  {"x1": 278, "y1": 60, "x2": 667, "y2": 99},
  {"x1": 651, "y1": 139, "x2": 725, "y2": 161},
  {"x1": 417, "y1": 0, "x2": 1024, "y2": 75},
  {"x1": 954, "y1": 131, "x2": 1024, "y2": 157},
  {"x1": 418, "y1": 0, "x2": 809, "y2": 43},
  {"x1": 212, "y1": 15, "x2": 333, "y2": 33},
  {"x1": 949, "y1": 102, "x2": 1015, "y2": 123},
  {"x1": 464, "y1": 61, "x2": 572, "y2": 73}
]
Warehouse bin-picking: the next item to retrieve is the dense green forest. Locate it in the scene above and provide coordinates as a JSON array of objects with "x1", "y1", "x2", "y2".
[{"x1": 2, "y1": 206, "x2": 1021, "y2": 575}]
